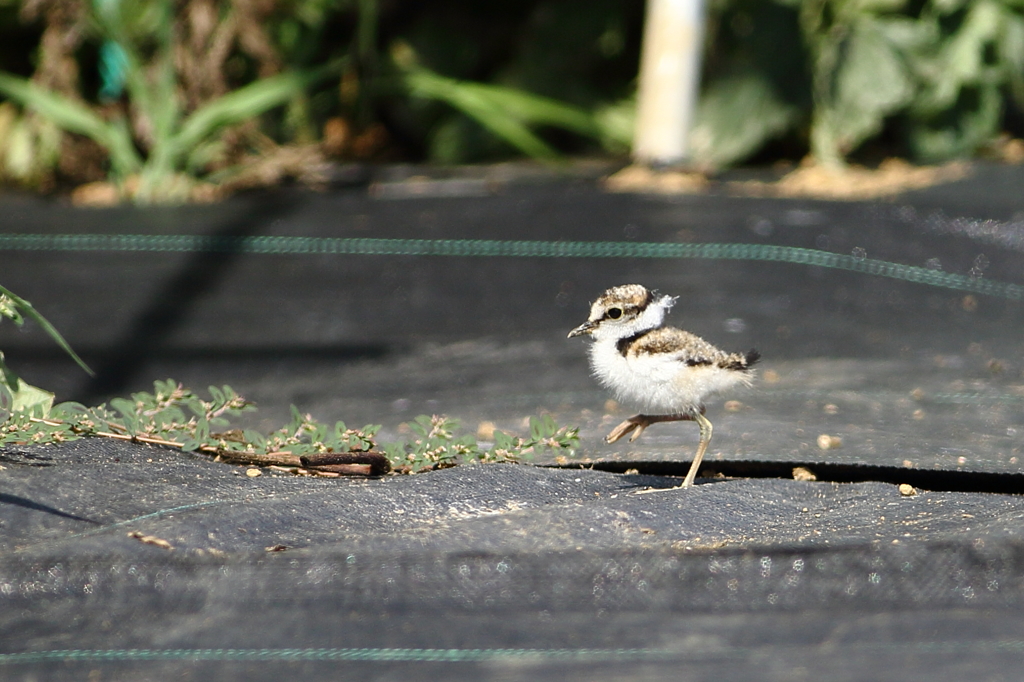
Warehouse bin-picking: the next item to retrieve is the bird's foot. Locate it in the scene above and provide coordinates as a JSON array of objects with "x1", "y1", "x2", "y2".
[
  {"x1": 604, "y1": 412, "x2": 696, "y2": 444},
  {"x1": 633, "y1": 481, "x2": 691, "y2": 494},
  {"x1": 605, "y1": 415, "x2": 653, "y2": 444}
]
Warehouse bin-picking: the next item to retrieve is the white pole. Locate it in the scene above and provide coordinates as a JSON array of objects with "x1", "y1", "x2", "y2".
[{"x1": 632, "y1": 0, "x2": 706, "y2": 167}]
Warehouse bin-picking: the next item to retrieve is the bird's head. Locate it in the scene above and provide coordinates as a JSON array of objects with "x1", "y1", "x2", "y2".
[{"x1": 568, "y1": 284, "x2": 676, "y2": 341}]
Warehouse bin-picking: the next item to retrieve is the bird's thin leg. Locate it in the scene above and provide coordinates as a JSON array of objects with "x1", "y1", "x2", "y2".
[
  {"x1": 605, "y1": 413, "x2": 694, "y2": 444},
  {"x1": 679, "y1": 411, "x2": 713, "y2": 488},
  {"x1": 632, "y1": 408, "x2": 712, "y2": 494}
]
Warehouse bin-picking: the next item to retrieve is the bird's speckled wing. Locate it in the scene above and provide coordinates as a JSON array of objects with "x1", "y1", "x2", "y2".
[{"x1": 623, "y1": 327, "x2": 730, "y2": 366}]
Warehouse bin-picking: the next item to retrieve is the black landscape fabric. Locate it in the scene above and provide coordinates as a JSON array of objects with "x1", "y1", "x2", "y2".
[{"x1": 3, "y1": 163, "x2": 1024, "y2": 680}]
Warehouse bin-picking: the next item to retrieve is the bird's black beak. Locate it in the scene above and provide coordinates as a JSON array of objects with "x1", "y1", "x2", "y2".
[{"x1": 568, "y1": 321, "x2": 596, "y2": 338}]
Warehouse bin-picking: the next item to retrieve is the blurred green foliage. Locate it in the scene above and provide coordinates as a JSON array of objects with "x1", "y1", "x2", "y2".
[
  {"x1": 799, "y1": 0, "x2": 1024, "y2": 166},
  {"x1": 0, "y1": 0, "x2": 1020, "y2": 199}
]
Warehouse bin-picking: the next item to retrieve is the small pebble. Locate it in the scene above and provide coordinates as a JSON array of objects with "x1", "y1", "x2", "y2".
[
  {"x1": 476, "y1": 421, "x2": 496, "y2": 440},
  {"x1": 899, "y1": 484, "x2": 916, "y2": 496},
  {"x1": 793, "y1": 467, "x2": 817, "y2": 481},
  {"x1": 817, "y1": 434, "x2": 842, "y2": 450},
  {"x1": 246, "y1": 468, "x2": 262, "y2": 477}
]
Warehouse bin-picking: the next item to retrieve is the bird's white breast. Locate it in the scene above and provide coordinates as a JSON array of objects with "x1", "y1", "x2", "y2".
[{"x1": 588, "y1": 337, "x2": 749, "y2": 414}]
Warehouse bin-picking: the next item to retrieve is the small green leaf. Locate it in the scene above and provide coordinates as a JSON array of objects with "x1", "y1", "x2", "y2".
[
  {"x1": 411, "y1": 415, "x2": 432, "y2": 438},
  {"x1": 49, "y1": 401, "x2": 89, "y2": 420},
  {"x1": 183, "y1": 396, "x2": 207, "y2": 418},
  {"x1": 194, "y1": 416, "x2": 210, "y2": 444},
  {"x1": 153, "y1": 378, "x2": 175, "y2": 396},
  {"x1": 109, "y1": 398, "x2": 136, "y2": 418},
  {"x1": 3, "y1": 377, "x2": 54, "y2": 417},
  {"x1": 243, "y1": 430, "x2": 266, "y2": 449},
  {"x1": 525, "y1": 417, "x2": 537, "y2": 441},
  {"x1": 208, "y1": 385, "x2": 225, "y2": 405}
]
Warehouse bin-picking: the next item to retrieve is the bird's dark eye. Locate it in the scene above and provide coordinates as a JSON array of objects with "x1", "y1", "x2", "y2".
[{"x1": 607, "y1": 307, "x2": 623, "y2": 320}]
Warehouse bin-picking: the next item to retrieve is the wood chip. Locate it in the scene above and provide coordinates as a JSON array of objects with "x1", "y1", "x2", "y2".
[
  {"x1": 128, "y1": 531, "x2": 173, "y2": 550},
  {"x1": 300, "y1": 451, "x2": 391, "y2": 475},
  {"x1": 307, "y1": 464, "x2": 367, "y2": 476}
]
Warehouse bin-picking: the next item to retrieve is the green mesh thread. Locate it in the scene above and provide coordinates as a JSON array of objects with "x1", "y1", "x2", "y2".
[
  {"x1": 0, "y1": 647, "x2": 674, "y2": 664},
  {"x1": 1, "y1": 234, "x2": 1021, "y2": 300},
  {"x1": 3, "y1": 641, "x2": 1024, "y2": 665}
]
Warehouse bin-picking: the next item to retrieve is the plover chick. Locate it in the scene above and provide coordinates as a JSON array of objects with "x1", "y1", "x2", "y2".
[{"x1": 568, "y1": 284, "x2": 759, "y2": 489}]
